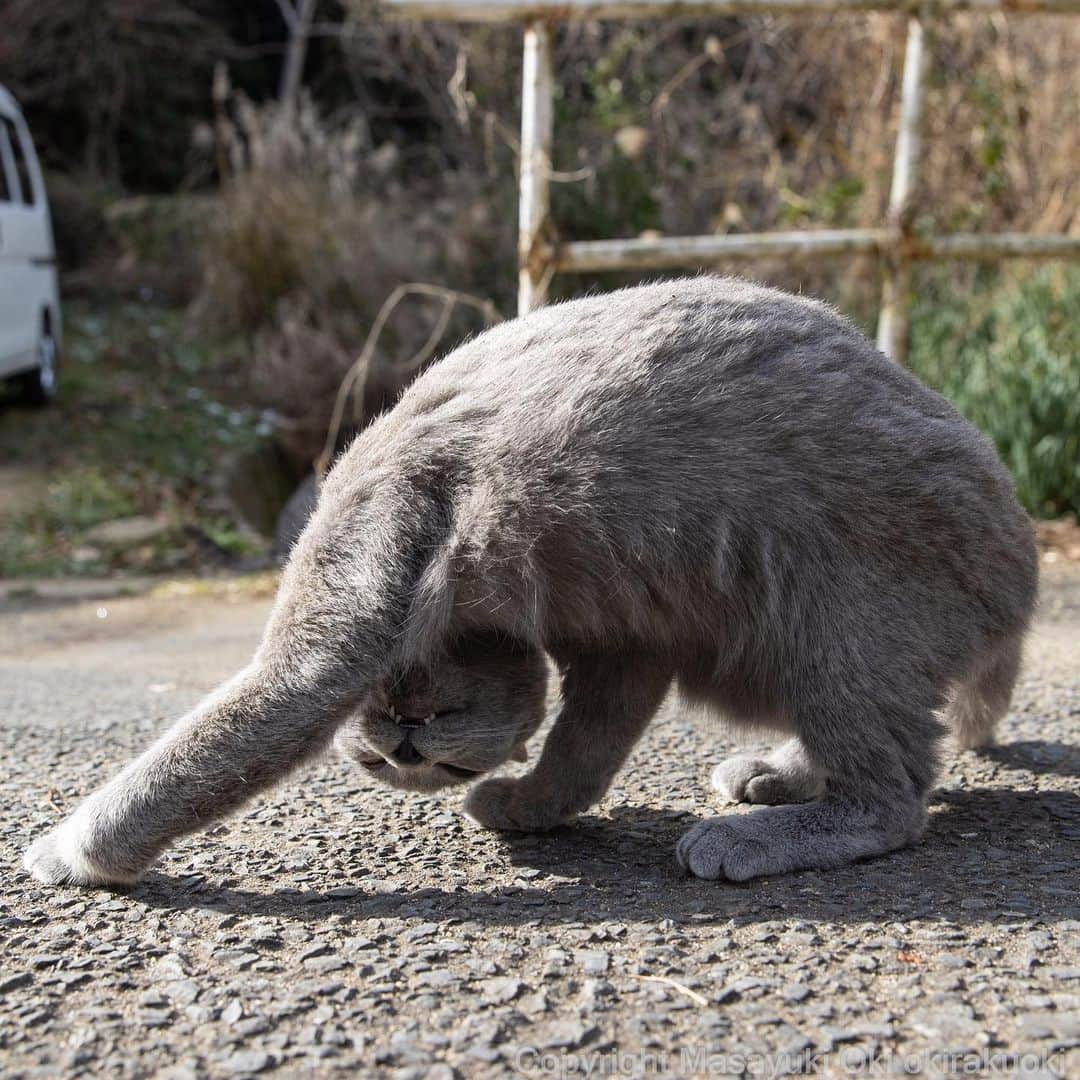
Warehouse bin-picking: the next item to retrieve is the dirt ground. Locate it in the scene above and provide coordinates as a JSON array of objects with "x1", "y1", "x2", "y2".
[{"x1": 1, "y1": 563, "x2": 1077, "y2": 1079}]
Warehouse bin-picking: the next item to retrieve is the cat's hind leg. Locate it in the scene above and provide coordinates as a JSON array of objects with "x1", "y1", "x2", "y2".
[
  {"x1": 711, "y1": 738, "x2": 826, "y2": 805},
  {"x1": 679, "y1": 701, "x2": 942, "y2": 881},
  {"x1": 948, "y1": 631, "x2": 1023, "y2": 750}
]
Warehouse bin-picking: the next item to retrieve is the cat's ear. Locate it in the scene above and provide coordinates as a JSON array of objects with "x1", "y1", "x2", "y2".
[{"x1": 511, "y1": 744, "x2": 529, "y2": 763}]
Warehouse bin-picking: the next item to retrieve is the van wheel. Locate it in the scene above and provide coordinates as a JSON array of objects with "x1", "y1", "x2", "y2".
[{"x1": 18, "y1": 329, "x2": 59, "y2": 406}]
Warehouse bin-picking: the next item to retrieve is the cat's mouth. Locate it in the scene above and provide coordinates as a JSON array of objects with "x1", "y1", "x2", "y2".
[
  {"x1": 439, "y1": 763, "x2": 482, "y2": 779},
  {"x1": 360, "y1": 759, "x2": 481, "y2": 780}
]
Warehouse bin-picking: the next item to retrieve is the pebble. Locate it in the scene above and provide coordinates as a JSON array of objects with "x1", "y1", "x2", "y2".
[
  {"x1": 221, "y1": 1050, "x2": 275, "y2": 1074},
  {"x1": 577, "y1": 950, "x2": 610, "y2": 976},
  {"x1": 221, "y1": 1000, "x2": 243, "y2": 1024},
  {"x1": 28, "y1": 955, "x2": 64, "y2": 969},
  {"x1": 480, "y1": 977, "x2": 523, "y2": 1004},
  {"x1": 536, "y1": 1021, "x2": 599, "y2": 1049},
  {"x1": 415, "y1": 969, "x2": 456, "y2": 989}
]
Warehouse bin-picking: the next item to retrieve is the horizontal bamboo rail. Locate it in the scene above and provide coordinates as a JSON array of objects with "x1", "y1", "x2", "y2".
[
  {"x1": 549, "y1": 230, "x2": 1080, "y2": 271},
  {"x1": 918, "y1": 232, "x2": 1080, "y2": 259},
  {"x1": 387, "y1": 0, "x2": 1080, "y2": 356},
  {"x1": 552, "y1": 229, "x2": 890, "y2": 270}
]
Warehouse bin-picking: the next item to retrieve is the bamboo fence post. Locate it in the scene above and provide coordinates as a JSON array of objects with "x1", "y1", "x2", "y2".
[
  {"x1": 876, "y1": 15, "x2": 930, "y2": 362},
  {"x1": 518, "y1": 20, "x2": 555, "y2": 316}
]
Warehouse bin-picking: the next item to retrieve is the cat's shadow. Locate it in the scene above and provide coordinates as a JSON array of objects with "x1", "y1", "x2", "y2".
[
  {"x1": 978, "y1": 739, "x2": 1079, "y2": 779},
  {"x1": 132, "y1": 785, "x2": 1079, "y2": 928}
]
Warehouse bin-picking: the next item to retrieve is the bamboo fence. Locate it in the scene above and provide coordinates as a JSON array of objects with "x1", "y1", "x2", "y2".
[{"x1": 388, "y1": 0, "x2": 1080, "y2": 362}]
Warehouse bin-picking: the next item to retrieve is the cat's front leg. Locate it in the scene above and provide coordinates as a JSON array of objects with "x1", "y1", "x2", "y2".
[
  {"x1": 21, "y1": 512, "x2": 413, "y2": 888},
  {"x1": 462, "y1": 775, "x2": 573, "y2": 832},
  {"x1": 463, "y1": 651, "x2": 671, "y2": 832},
  {"x1": 22, "y1": 654, "x2": 369, "y2": 886}
]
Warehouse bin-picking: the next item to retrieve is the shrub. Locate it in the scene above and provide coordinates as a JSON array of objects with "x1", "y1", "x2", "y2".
[{"x1": 908, "y1": 265, "x2": 1080, "y2": 519}]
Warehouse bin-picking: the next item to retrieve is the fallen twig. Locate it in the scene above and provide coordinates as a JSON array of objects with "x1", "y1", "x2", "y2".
[{"x1": 635, "y1": 974, "x2": 709, "y2": 1007}]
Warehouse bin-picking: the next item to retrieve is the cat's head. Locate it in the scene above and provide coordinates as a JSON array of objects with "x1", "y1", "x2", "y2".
[{"x1": 335, "y1": 633, "x2": 548, "y2": 792}]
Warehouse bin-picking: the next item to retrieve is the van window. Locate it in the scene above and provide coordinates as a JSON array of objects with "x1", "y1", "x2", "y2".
[
  {"x1": 0, "y1": 124, "x2": 13, "y2": 202},
  {"x1": 2, "y1": 118, "x2": 36, "y2": 204}
]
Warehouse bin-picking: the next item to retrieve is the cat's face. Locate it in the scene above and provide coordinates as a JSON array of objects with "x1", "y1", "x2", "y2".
[{"x1": 335, "y1": 635, "x2": 548, "y2": 793}]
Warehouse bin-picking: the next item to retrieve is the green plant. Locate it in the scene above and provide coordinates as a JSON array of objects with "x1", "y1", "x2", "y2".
[
  {"x1": 200, "y1": 517, "x2": 262, "y2": 557},
  {"x1": 41, "y1": 469, "x2": 137, "y2": 530},
  {"x1": 908, "y1": 265, "x2": 1080, "y2": 518},
  {"x1": 0, "y1": 301, "x2": 269, "y2": 577}
]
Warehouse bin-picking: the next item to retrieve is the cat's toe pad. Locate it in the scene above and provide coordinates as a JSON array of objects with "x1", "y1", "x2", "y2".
[
  {"x1": 462, "y1": 778, "x2": 568, "y2": 833},
  {"x1": 676, "y1": 818, "x2": 770, "y2": 881}
]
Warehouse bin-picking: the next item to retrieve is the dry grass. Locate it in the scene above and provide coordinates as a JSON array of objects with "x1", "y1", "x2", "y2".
[{"x1": 193, "y1": 87, "x2": 510, "y2": 465}]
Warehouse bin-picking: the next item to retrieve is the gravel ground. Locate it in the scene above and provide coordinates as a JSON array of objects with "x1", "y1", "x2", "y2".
[{"x1": 1, "y1": 565, "x2": 1077, "y2": 1079}]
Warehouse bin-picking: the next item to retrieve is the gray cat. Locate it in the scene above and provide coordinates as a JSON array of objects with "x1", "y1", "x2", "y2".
[{"x1": 22, "y1": 276, "x2": 1037, "y2": 888}]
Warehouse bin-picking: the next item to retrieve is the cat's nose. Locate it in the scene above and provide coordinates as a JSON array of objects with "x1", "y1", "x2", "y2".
[{"x1": 390, "y1": 733, "x2": 424, "y2": 767}]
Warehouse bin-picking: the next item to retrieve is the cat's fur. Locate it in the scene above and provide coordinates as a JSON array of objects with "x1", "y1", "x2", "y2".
[{"x1": 22, "y1": 276, "x2": 1037, "y2": 887}]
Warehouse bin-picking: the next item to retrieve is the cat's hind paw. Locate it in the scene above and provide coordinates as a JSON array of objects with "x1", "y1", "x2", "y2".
[
  {"x1": 711, "y1": 755, "x2": 778, "y2": 803},
  {"x1": 678, "y1": 798, "x2": 922, "y2": 881},
  {"x1": 676, "y1": 817, "x2": 771, "y2": 881},
  {"x1": 462, "y1": 777, "x2": 571, "y2": 833}
]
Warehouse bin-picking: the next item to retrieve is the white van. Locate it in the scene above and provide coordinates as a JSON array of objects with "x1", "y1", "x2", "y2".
[{"x1": 0, "y1": 84, "x2": 61, "y2": 404}]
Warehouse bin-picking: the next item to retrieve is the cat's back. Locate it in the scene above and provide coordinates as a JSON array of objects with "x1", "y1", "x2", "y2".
[
  {"x1": 397, "y1": 276, "x2": 933, "y2": 435},
  {"x1": 341, "y1": 277, "x2": 1019, "y2": 538},
  {"x1": 389, "y1": 277, "x2": 985, "y2": 482},
  {"x1": 423, "y1": 275, "x2": 857, "y2": 397}
]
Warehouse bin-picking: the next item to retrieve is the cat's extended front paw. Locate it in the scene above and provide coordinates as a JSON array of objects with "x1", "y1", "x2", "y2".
[
  {"x1": 676, "y1": 818, "x2": 770, "y2": 882},
  {"x1": 22, "y1": 813, "x2": 141, "y2": 888},
  {"x1": 462, "y1": 777, "x2": 572, "y2": 833}
]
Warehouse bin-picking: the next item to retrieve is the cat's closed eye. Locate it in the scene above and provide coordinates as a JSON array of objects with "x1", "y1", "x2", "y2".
[{"x1": 384, "y1": 705, "x2": 468, "y2": 726}]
